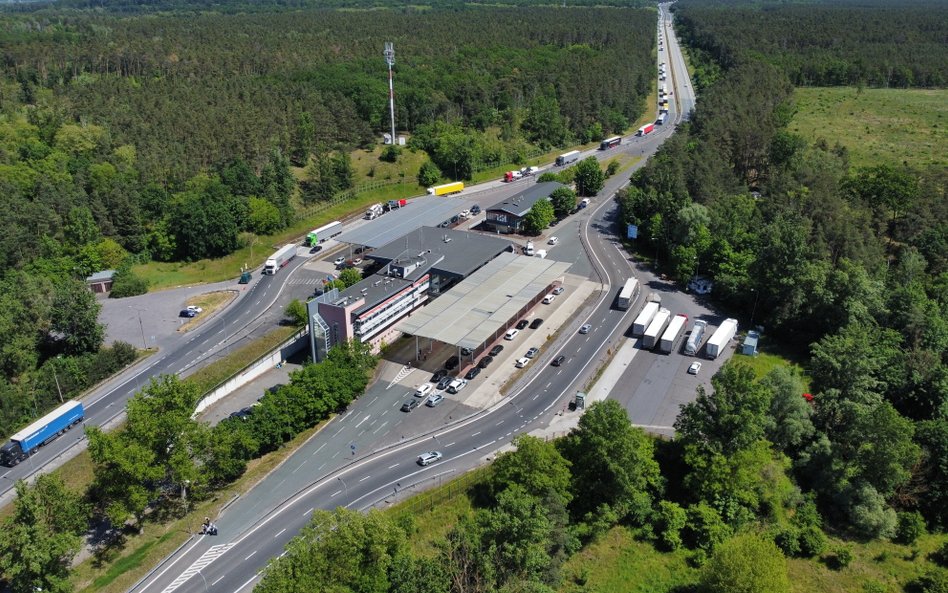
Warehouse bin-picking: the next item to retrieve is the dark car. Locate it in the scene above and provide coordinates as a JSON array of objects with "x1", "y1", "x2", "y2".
[
  {"x1": 179, "y1": 308, "x2": 197, "y2": 318},
  {"x1": 465, "y1": 366, "x2": 482, "y2": 380},
  {"x1": 445, "y1": 356, "x2": 460, "y2": 370},
  {"x1": 478, "y1": 355, "x2": 494, "y2": 368},
  {"x1": 530, "y1": 318, "x2": 544, "y2": 329},
  {"x1": 460, "y1": 347, "x2": 473, "y2": 356},
  {"x1": 431, "y1": 369, "x2": 447, "y2": 383},
  {"x1": 401, "y1": 399, "x2": 420, "y2": 413},
  {"x1": 516, "y1": 319, "x2": 529, "y2": 330},
  {"x1": 551, "y1": 355, "x2": 566, "y2": 367},
  {"x1": 489, "y1": 344, "x2": 504, "y2": 357},
  {"x1": 437, "y1": 375, "x2": 454, "y2": 390},
  {"x1": 470, "y1": 204, "x2": 481, "y2": 215},
  {"x1": 228, "y1": 407, "x2": 253, "y2": 421}
]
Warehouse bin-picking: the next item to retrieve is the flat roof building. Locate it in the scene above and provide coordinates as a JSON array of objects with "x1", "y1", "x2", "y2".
[{"x1": 484, "y1": 182, "x2": 566, "y2": 234}]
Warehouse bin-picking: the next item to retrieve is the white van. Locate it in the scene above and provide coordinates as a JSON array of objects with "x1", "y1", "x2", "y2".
[
  {"x1": 414, "y1": 384, "x2": 433, "y2": 398},
  {"x1": 542, "y1": 294, "x2": 556, "y2": 304},
  {"x1": 447, "y1": 379, "x2": 468, "y2": 394},
  {"x1": 504, "y1": 328, "x2": 520, "y2": 340}
]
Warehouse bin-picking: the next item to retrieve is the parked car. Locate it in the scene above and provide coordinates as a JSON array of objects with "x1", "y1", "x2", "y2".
[
  {"x1": 459, "y1": 209, "x2": 471, "y2": 219},
  {"x1": 401, "y1": 399, "x2": 420, "y2": 412},
  {"x1": 415, "y1": 384, "x2": 433, "y2": 398},
  {"x1": 445, "y1": 356, "x2": 460, "y2": 370},
  {"x1": 228, "y1": 407, "x2": 253, "y2": 421},
  {"x1": 187, "y1": 305, "x2": 204, "y2": 314},
  {"x1": 530, "y1": 318, "x2": 544, "y2": 329},
  {"x1": 516, "y1": 319, "x2": 530, "y2": 330},
  {"x1": 552, "y1": 286, "x2": 565, "y2": 295},
  {"x1": 431, "y1": 369, "x2": 447, "y2": 383},
  {"x1": 525, "y1": 347, "x2": 540, "y2": 358},
  {"x1": 579, "y1": 324, "x2": 592, "y2": 334},
  {"x1": 477, "y1": 356, "x2": 493, "y2": 369},
  {"x1": 334, "y1": 256, "x2": 346, "y2": 267},
  {"x1": 465, "y1": 366, "x2": 482, "y2": 380},
  {"x1": 542, "y1": 294, "x2": 556, "y2": 304},
  {"x1": 551, "y1": 355, "x2": 566, "y2": 367},
  {"x1": 417, "y1": 451, "x2": 443, "y2": 466},
  {"x1": 504, "y1": 329, "x2": 520, "y2": 340},
  {"x1": 426, "y1": 393, "x2": 445, "y2": 408},
  {"x1": 180, "y1": 308, "x2": 197, "y2": 318},
  {"x1": 489, "y1": 345, "x2": 504, "y2": 357},
  {"x1": 470, "y1": 204, "x2": 481, "y2": 215},
  {"x1": 515, "y1": 357, "x2": 530, "y2": 368},
  {"x1": 447, "y1": 379, "x2": 468, "y2": 394},
  {"x1": 688, "y1": 362, "x2": 702, "y2": 375},
  {"x1": 548, "y1": 236, "x2": 558, "y2": 245},
  {"x1": 460, "y1": 347, "x2": 473, "y2": 356},
  {"x1": 437, "y1": 375, "x2": 454, "y2": 390}
]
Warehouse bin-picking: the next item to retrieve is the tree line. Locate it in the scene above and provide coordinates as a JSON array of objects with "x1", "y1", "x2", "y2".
[
  {"x1": 673, "y1": 1, "x2": 948, "y2": 88},
  {"x1": 0, "y1": 341, "x2": 377, "y2": 592}
]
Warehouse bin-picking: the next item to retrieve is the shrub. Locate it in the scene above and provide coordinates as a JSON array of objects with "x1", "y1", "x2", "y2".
[
  {"x1": 380, "y1": 145, "x2": 400, "y2": 163},
  {"x1": 773, "y1": 528, "x2": 801, "y2": 557},
  {"x1": 829, "y1": 546, "x2": 854, "y2": 570},
  {"x1": 109, "y1": 267, "x2": 149, "y2": 298},
  {"x1": 895, "y1": 511, "x2": 926, "y2": 545},
  {"x1": 797, "y1": 526, "x2": 828, "y2": 557},
  {"x1": 606, "y1": 160, "x2": 621, "y2": 177},
  {"x1": 905, "y1": 570, "x2": 948, "y2": 593},
  {"x1": 417, "y1": 160, "x2": 441, "y2": 187},
  {"x1": 930, "y1": 541, "x2": 948, "y2": 568},
  {"x1": 655, "y1": 501, "x2": 687, "y2": 551}
]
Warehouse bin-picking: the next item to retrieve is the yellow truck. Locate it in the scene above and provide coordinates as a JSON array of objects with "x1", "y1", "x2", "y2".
[{"x1": 427, "y1": 181, "x2": 465, "y2": 196}]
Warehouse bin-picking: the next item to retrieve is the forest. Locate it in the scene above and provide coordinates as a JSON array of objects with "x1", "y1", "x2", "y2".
[
  {"x1": 673, "y1": 1, "x2": 948, "y2": 88},
  {"x1": 0, "y1": 3, "x2": 656, "y2": 443}
]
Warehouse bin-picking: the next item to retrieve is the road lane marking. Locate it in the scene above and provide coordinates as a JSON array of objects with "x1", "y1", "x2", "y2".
[
  {"x1": 331, "y1": 489, "x2": 342, "y2": 497},
  {"x1": 373, "y1": 421, "x2": 389, "y2": 435},
  {"x1": 355, "y1": 414, "x2": 371, "y2": 428},
  {"x1": 388, "y1": 463, "x2": 400, "y2": 469},
  {"x1": 471, "y1": 432, "x2": 481, "y2": 437},
  {"x1": 274, "y1": 528, "x2": 286, "y2": 538},
  {"x1": 244, "y1": 551, "x2": 256, "y2": 561},
  {"x1": 305, "y1": 508, "x2": 314, "y2": 516},
  {"x1": 212, "y1": 575, "x2": 225, "y2": 586},
  {"x1": 446, "y1": 442, "x2": 455, "y2": 447},
  {"x1": 359, "y1": 475, "x2": 371, "y2": 482}
]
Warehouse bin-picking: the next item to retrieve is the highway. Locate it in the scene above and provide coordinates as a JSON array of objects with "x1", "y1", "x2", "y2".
[{"x1": 132, "y1": 6, "x2": 698, "y2": 593}]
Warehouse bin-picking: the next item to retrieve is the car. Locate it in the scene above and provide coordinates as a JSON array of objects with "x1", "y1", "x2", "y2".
[
  {"x1": 187, "y1": 305, "x2": 204, "y2": 314},
  {"x1": 437, "y1": 375, "x2": 454, "y2": 390},
  {"x1": 447, "y1": 379, "x2": 468, "y2": 394},
  {"x1": 426, "y1": 393, "x2": 445, "y2": 407},
  {"x1": 489, "y1": 345, "x2": 504, "y2": 357},
  {"x1": 401, "y1": 399, "x2": 420, "y2": 412},
  {"x1": 515, "y1": 319, "x2": 530, "y2": 330},
  {"x1": 417, "y1": 451, "x2": 443, "y2": 466},
  {"x1": 465, "y1": 366, "x2": 481, "y2": 380},
  {"x1": 228, "y1": 407, "x2": 253, "y2": 421},
  {"x1": 551, "y1": 355, "x2": 566, "y2": 367},
  {"x1": 549, "y1": 218, "x2": 559, "y2": 227},
  {"x1": 460, "y1": 347, "x2": 473, "y2": 356},
  {"x1": 460, "y1": 209, "x2": 471, "y2": 219},
  {"x1": 504, "y1": 329, "x2": 520, "y2": 341},
  {"x1": 180, "y1": 308, "x2": 197, "y2": 318},
  {"x1": 350, "y1": 257, "x2": 363, "y2": 265},
  {"x1": 444, "y1": 356, "x2": 460, "y2": 370},
  {"x1": 542, "y1": 294, "x2": 556, "y2": 304},
  {"x1": 414, "y1": 384, "x2": 433, "y2": 398},
  {"x1": 552, "y1": 286, "x2": 565, "y2": 295},
  {"x1": 548, "y1": 236, "x2": 558, "y2": 245},
  {"x1": 431, "y1": 369, "x2": 447, "y2": 383},
  {"x1": 477, "y1": 356, "x2": 493, "y2": 369},
  {"x1": 525, "y1": 347, "x2": 540, "y2": 358},
  {"x1": 470, "y1": 204, "x2": 481, "y2": 215},
  {"x1": 579, "y1": 324, "x2": 592, "y2": 334},
  {"x1": 688, "y1": 362, "x2": 702, "y2": 375},
  {"x1": 334, "y1": 256, "x2": 346, "y2": 267},
  {"x1": 530, "y1": 318, "x2": 544, "y2": 329},
  {"x1": 515, "y1": 357, "x2": 530, "y2": 368}
]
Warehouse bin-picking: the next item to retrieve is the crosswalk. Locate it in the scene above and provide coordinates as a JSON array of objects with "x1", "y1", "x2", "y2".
[
  {"x1": 289, "y1": 277, "x2": 328, "y2": 285},
  {"x1": 161, "y1": 543, "x2": 236, "y2": 593}
]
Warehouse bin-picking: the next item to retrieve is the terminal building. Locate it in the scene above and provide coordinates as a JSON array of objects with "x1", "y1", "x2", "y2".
[
  {"x1": 307, "y1": 227, "x2": 514, "y2": 360},
  {"x1": 484, "y1": 182, "x2": 566, "y2": 234}
]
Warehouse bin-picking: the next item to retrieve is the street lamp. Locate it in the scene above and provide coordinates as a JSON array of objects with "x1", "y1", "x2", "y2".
[
  {"x1": 129, "y1": 306, "x2": 147, "y2": 349},
  {"x1": 338, "y1": 477, "x2": 348, "y2": 498},
  {"x1": 509, "y1": 400, "x2": 523, "y2": 417},
  {"x1": 197, "y1": 569, "x2": 209, "y2": 593},
  {"x1": 749, "y1": 288, "x2": 760, "y2": 329}
]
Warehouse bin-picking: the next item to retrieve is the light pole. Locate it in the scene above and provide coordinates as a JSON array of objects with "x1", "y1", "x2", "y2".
[
  {"x1": 749, "y1": 288, "x2": 760, "y2": 329},
  {"x1": 509, "y1": 400, "x2": 523, "y2": 417},
  {"x1": 197, "y1": 569, "x2": 209, "y2": 593},
  {"x1": 338, "y1": 477, "x2": 348, "y2": 498},
  {"x1": 129, "y1": 306, "x2": 147, "y2": 349}
]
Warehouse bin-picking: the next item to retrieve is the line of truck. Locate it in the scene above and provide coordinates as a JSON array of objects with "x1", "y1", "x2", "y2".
[
  {"x1": 631, "y1": 298, "x2": 737, "y2": 359},
  {"x1": 1, "y1": 401, "x2": 84, "y2": 466}
]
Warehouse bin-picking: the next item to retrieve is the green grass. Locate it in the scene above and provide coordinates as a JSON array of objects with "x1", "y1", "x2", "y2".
[
  {"x1": 90, "y1": 531, "x2": 177, "y2": 590},
  {"x1": 791, "y1": 87, "x2": 948, "y2": 169},
  {"x1": 184, "y1": 325, "x2": 299, "y2": 394},
  {"x1": 737, "y1": 342, "x2": 811, "y2": 392}
]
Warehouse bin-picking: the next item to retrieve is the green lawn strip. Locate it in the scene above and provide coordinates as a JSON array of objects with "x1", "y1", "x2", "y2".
[
  {"x1": 89, "y1": 531, "x2": 177, "y2": 591},
  {"x1": 183, "y1": 326, "x2": 299, "y2": 394},
  {"x1": 791, "y1": 87, "x2": 947, "y2": 170}
]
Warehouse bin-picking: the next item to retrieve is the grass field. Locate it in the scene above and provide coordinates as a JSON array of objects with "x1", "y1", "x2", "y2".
[{"x1": 791, "y1": 87, "x2": 948, "y2": 170}]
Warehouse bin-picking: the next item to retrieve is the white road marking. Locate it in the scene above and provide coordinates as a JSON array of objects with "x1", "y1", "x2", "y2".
[
  {"x1": 331, "y1": 489, "x2": 342, "y2": 497},
  {"x1": 355, "y1": 415, "x2": 371, "y2": 428},
  {"x1": 388, "y1": 463, "x2": 400, "y2": 469},
  {"x1": 274, "y1": 528, "x2": 286, "y2": 538},
  {"x1": 359, "y1": 475, "x2": 371, "y2": 482},
  {"x1": 212, "y1": 575, "x2": 225, "y2": 586},
  {"x1": 471, "y1": 431, "x2": 481, "y2": 437},
  {"x1": 159, "y1": 544, "x2": 236, "y2": 593},
  {"x1": 244, "y1": 551, "x2": 256, "y2": 561},
  {"x1": 304, "y1": 508, "x2": 314, "y2": 516},
  {"x1": 446, "y1": 442, "x2": 455, "y2": 447}
]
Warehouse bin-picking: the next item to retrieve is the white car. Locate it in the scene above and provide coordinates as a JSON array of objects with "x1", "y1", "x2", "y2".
[
  {"x1": 186, "y1": 305, "x2": 203, "y2": 314},
  {"x1": 504, "y1": 328, "x2": 520, "y2": 340},
  {"x1": 447, "y1": 379, "x2": 468, "y2": 394},
  {"x1": 417, "y1": 451, "x2": 443, "y2": 466},
  {"x1": 460, "y1": 209, "x2": 471, "y2": 219},
  {"x1": 552, "y1": 286, "x2": 565, "y2": 295},
  {"x1": 333, "y1": 256, "x2": 346, "y2": 267},
  {"x1": 579, "y1": 324, "x2": 592, "y2": 334},
  {"x1": 542, "y1": 294, "x2": 556, "y2": 304},
  {"x1": 548, "y1": 236, "x2": 558, "y2": 245},
  {"x1": 515, "y1": 357, "x2": 530, "y2": 369},
  {"x1": 688, "y1": 362, "x2": 702, "y2": 375},
  {"x1": 414, "y1": 384, "x2": 433, "y2": 398}
]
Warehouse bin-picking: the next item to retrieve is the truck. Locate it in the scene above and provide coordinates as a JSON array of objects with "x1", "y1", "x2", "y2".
[
  {"x1": 659, "y1": 314, "x2": 688, "y2": 353},
  {"x1": 264, "y1": 244, "x2": 296, "y2": 275},
  {"x1": 386, "y1": 198, "x2": 407, "y2": 211},
  {"x1": 555, "y1": 150, "x2": 581, "y2": 166},
  {"x1": 306, "y1": 221, "x2": 343, "y2": 246},
  {"x1": 632, "y1": 301, "x2": 660, "y2": 337},
  {"x1": 684, "y1": 319, "x2": 707, "y2": 355},
  {"x1": 656, "y1": 113, "x2": 668, "y2": 126},
  {"x1": 617, "y1": 277, "x2": 640, "y2": 310},
  {"x1": 642, "y1": 307, "x2": 671, "y2": 349},
  {"x1": 365, "y1": 203, "x2": 384, "y2": 219},
  {"x1": 1, "y1": 401, "x2": 84, "y2": 466},
  {"x1": 427, "y1": 182, "x2": 464, "y2": 196},
  {"x1": 504, "y1": 170, "x2": 523, "y2": 182},
  {"x1": 636, "y1": 123, "x2": 656, "y2": 137},
  {"x1": 706, "y1": 318, "x2": 738, "y2": 359}
]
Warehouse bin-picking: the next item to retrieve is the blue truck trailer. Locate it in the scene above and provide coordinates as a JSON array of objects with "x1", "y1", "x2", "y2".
[{"x1": 1, "y1": 400, "x2": 84, "y2": 466}]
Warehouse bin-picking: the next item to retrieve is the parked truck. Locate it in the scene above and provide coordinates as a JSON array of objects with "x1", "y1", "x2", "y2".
[
  {"x1": 555, "y1": 150, "x2": 581, "y2": 166},
  {"x1": 365, "y1": 203, "x2": 384, "y2": 219},
  {"x1": 643, "y1": 308, "x2": 671, "y2": 349},
  {"x1": 632, "y1": 301, "x2": 660, "y2": 337},
  {"x1": 504, "y1": 170, "x2": 523, "y2": 182},
  {"x1": 659, "y1": 314, "x2": 688, "y2": 353},
  {"x1": 636, "y1": 123, "x2": 656, "y2": 137},
  {"x1": 264, "y1": 244, "x2": 296, "y2": 275},
  {"x1": 1, "y1": 401, "x2": 84, "y2": 466},
  {"x1": 684, "y1": 319, "x2": 707, "y2": 355},
  {"x1": 706, "y1": 318, "x2": 738, "y2": 359},
  {"x1": 427, "y1": 182, "x2": 464, "y2": 196},
  {"x1": 385, "y1": 198, "x2": 408, "y2": 211}
]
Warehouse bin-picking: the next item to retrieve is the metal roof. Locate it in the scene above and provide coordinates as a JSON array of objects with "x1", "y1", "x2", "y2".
[
  {"x1": 395, "y1": 251, "x2": 570, "y2": 349},
  {"x1": 336, "y1": 196, "x2": 475, "y2": 249},
  {"x1": 368, "y1": 226, "x2": 514, "y2": 279},
  {"x1": 85, "y1": 269, "x2": 116, "y2": 283},
  {"x1": 486, "y1": 182, "x2": 566, "y2": 218}
]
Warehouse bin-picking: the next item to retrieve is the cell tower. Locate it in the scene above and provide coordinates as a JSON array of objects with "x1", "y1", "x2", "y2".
[{"x1": 383, "y1": 42, "x2": 396, "y2": 146}]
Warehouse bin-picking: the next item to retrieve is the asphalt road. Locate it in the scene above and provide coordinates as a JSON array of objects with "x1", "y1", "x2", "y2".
[{"x1": 133, "y1": 9, "x2": 702, "y2": 593}]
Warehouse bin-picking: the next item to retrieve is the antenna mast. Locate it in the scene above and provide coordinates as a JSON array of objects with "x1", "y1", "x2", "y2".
[{"x1": 384, "y1": 42, "x2": 396, "y2": 147}]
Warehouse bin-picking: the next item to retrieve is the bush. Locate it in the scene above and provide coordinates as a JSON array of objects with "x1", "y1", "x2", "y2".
[
  {"x1": 828, "y1": 547, "x2": 854, "y2": 570},
  {"x1": 109, "y1": 267, "x2": 149, "y2": 298},
  {"x1": 797, "y1": 526, "x2": 828, "y2": 557},
  {"x1": 380, "y1": 145, "x2": 400, "y2": 163},
  {"x1": 773, "y1": 528, "x2": 801, "y2": 557},
  {"x1": 905, "y1": 570, "x2": 948, "y2": 593},
  {"x1": 684, "y1": 503, "x2": 731, "y2": 552},
  {"x1": 417, "y1": 160, "x2": 441, "y2": 187},
  {"x1": 930, "y1": 541, "x2": 948, "y2": 568},
  {"x1": 655, "y1": 501, "x2": 687, "y2": 551},
  {"x1": 895, "y1": 511, "x2": 926, "y2": 545},
  {"x1": 862, "y1": 580, "x2": 886, "y2": 593},
  {"x1": 606, "y1": 160, "x2": 621, "y2": 177}
]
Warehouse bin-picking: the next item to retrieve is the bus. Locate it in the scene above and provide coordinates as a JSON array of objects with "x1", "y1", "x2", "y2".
[
  {"x1": 599, "y1": 136, "x2": 622, "y2": 150},
  {"x1": 306, "y1": 221, "x2": 343, "y2": 246},
  {"x1": 555, "y1": 150, "x2": 581, "y2": 166},
  {"x1": 617, "y1": 277, "x2": 640, "y2": 310}
]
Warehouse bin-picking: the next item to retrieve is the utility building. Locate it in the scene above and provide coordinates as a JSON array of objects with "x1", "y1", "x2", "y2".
[{"x1": 484, "y1": 182, "x2": 566, "y2": 234}]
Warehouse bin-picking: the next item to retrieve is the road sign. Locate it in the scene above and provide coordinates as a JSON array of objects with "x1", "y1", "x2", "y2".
[{"x1": 627, "y1": 224, "x2": 638, "y2": 239}]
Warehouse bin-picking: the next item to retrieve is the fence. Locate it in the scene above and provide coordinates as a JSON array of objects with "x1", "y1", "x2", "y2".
[
  {"x1": 296, "y1": 178, "x2": 408, "y2": 222},
  {"x1": 381, "y1": 466, "x2": 492, "y2": 516}
]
